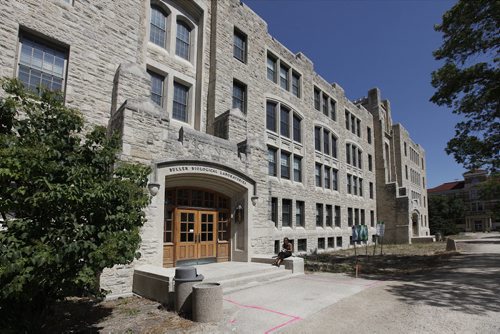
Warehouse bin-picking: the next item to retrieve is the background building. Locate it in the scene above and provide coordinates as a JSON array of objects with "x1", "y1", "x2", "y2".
[
  {"x1": 0, "y1": 0, "x2": 428, "y2": 297},
  {"x1": 429, "y1": 170, "x2": 500, "y2": 232}
]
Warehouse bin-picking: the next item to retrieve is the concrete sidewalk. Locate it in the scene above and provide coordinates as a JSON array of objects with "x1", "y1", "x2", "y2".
[{"x1": 215, "y1": 272, "x2": 382, "y2": 333}]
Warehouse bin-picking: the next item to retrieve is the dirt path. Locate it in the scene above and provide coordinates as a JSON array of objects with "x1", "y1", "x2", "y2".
[{"x1": 281, "y1": 243, "x2": 500, "y2": 334}]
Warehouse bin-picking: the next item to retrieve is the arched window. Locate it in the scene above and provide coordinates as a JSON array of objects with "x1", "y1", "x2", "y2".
[
  {"x1": 150, "y1": 5, "x2": 168, "y2": 48},
  {"x1": 176, "y1": 21, "x2": 191, "y2": 60}
]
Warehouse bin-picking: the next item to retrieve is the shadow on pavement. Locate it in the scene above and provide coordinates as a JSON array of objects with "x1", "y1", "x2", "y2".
[{"x1": 382, "y1": 253, "x2": 500, "y2": 315}]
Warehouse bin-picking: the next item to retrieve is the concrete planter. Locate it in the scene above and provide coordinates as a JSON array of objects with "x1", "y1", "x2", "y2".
[{"x1": 192, "y1": 282, "x2": 223, "y2": 323}]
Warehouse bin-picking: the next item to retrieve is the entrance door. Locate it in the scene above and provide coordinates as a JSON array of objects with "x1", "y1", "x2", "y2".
[{"x1": 175, "y1": 209, "x2": 217, "y2": 264}]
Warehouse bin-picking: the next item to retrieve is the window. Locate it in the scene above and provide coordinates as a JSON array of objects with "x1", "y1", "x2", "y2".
[
  {"x1": 346, "y1": 144, "x2": 351, "y2": 164},
  {"x1": 347, "y1": 174, "x2": 352, "y2": 194},
  {"x1": 347, "y1": 208, "x2": 353, "y2": 226},
  {"x1": 17, "y1": 35, "x2": 68, "y2": 94},
  {"x1": 318, "y1": 238, "x2": 325, "y2": 250},
  {"x1": 292, "y1": 72, "x2": 300, "y2": 97},
  {"x1": 268, "y1": 146, "x2": 277, "y2": 176},
  {"x1": 233, "y1": 28, "x2": 246, "y2": 63},
  {"x1": 326, "y1": 205, "x2": 333, "y2": 227},
  {"x1": 280, "y1": 151, "x2": 290, "y2": 179},
  {"x1": 266, "y1": 102, "x2": 277, "y2": 132},
  {"x1": 404, "y1": 142, "x2": 407, "y2": 156},
  {"x1": 367, "y1": 127, "x2": 372, "y2": 144},
  {"x1": 356, "y1": 119, "x2": 361, "y2": 137},
  {"x1": 296, "y1": 201, "x2": 305, "y2": 227},
  {"x1": 316, "y1": 204, "x2": 323, "y2": 227},
  {"x1": 354, "y1": 209, "x2": 359, "y2": 225},
  {"x1": 361, "y1": 209, "x2": 365, "y2": 225},
  {"x1": 279, "y1": 64, "x2": 289, "y2": 90},
  {"x1": 405, "y1": 165, "x2": 408, "y2": 180},
  {"x1": 324, "y1": 166, "x2": 331, "y2": 189},
  {"x1": 271, "y1": 197, "x2": 278, "y2": 227},
  {"x1": 293, "y1": 114, "x2": 301, "y2": 143},
  {"x1": 330, "y1": 100, "x2": 337, "y2": 121},
  {"x1": 358, "y1": 151, "x2": 362, "y2": 169},
  {"x1": 282, "y1": 199, "x2": 292, "y2": 227},
  {"x1": 370, "y1": 210, "x2": 375, "y2": 227},
  {"x1": 315, "y1": 163, "x2": 322, "y2": 187},
  {"x1": 148, "y1": 70, "x2": 165, "y2": 106},
  {"x1": 351, "y1": 115, "x2": 356, "y2": 134},
  {"x1": 298, "y1": 239, "x2": 307, "y2": 252},
  {"x1": 359, "y1": 179, "x2": 363, "y2": 197},
  {"x1": 232, "y1": 80, "x2": 246, "y2": 113},
  {"x1": 345, "y1": 110, "x2": 350, "y2": 130},
  {"x1": 368, "y1": 154, "x2": 373, "y2": 171},
  {"x1": 172, "y1": 81, "x2": 189, "y2": 122},
  {"x1": 176, "y1": 21, "x2": 191, "y2": 60},
  {"x1": 336, "y1": 236, "x2": 342, "y2": 248},
  {"x1": 332, "y1": 136, "x2": 338, "y2": 158},
  {"x1": 280, "y1": 106, "x2": 290, "y2": 138},
  {"x1": 293, "y1": 156, "x2": 302, "y2": 182},
  {"x1": 335, "y1": 206, "x2": 341, "y2": 227},
  {"x1": 314, "y1": 127, "x2": 321, "y2": 151},
  {"x1": 327, "y1": 237, "x2": 334, "y2": 248},
  {"x1": 353, "y1": 176, "x2": 358, "y2": 195},
  {"x1": 352, "y1": 145, "x2": 357, "y2": 167},
  {"x1": 314, "y1": 88, "x2": 321, "y2": 111},
  {"x1": 323, "y1": 130, "x2": 330, "y2": 155},
  {"x1": 267, "y1": 54, "x2": 277, "y2": 82},
  {"x1": 150, "y1": 6, "x2": 167, "y2": 48},
  {"x1": 328, "y1": 169, "x2": 336, "y2": 191},
  {"x1": 322, "y1": 93, "x2": 329, "y2": 116},
  {"x1": 369, "y1": 182, "x2": 374, "y2": 199},
  {"x1": 275, "y1": 240, "x2": 280, "y2": 254}
]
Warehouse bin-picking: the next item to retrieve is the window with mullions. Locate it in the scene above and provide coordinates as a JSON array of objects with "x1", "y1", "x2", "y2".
[
  {"x1": 280, "y1": 106, "x2": 290, "y2": 138},
  {"x1": 335, "y1": 206, "x2": 341, "y2": 227},
  {"x1": 280, "y1": 151, "x2": 291, "y2": 179},
  {"x1": 282, "y1": 199, "x2": 292, "y2": 227},
  {"x1": 296, "y1": 201, "x2": 305, "y2": 227},
  {"x1": 314, "y1": 88, "x2": 321, "y2": 111},
  {"x1": 17, "y1": 35, "x2": 67, "y2": 94},
  {"x1": 332, "y1": 136, "x2": 338, "y2": 158},
  {"x1": 173, "y1": 81, "x2": 189, "y2": 122},
  {"x1": 330, "y1": 99, "x2": 337, "y2": 121},
  {"x1": 316, "y1": 203, "x2": 323, "y2": 227},
  {"x1": 270, "y1": 197, "x2": 278, "y2": 227},
  {"x1": 315, "y1": 163, "x2": 322, "y2": 187},
  {"x1": 150, "y1": 6, "x2": 168, "y2": 48},
  {"x1": 323, "y1": 129, "x2": 330, "y2": 155},
  {"x1": 268, "y1": 146, "x2": 277, "y2": 176},
  {"x1": 292, "y1": 72, "x2": 300, "y2": 97},
  {"x1": 148, "y1": 70, "x2": 165, "y2": 106},
  {"x1": 332, "y1": 169, "x2": 338, "y2": 190},
  {"x1": 324, "y1": 166, "x2": 331, "y2": 189},
  {"x1": 267, "y1": 53, "x2": 277, "y2": 82},
  {"x1": 233, "y1": 28, "x2": 247, "y2": 63},
  {"x1": 347, "y1": 207, "x2": 353, "y2": 226},
  {"x1": 318, "y1": 238, "x2": 325, "y2": 249},
  {"x1": 326, "y1": 205, "x2": 333, "y2": 227},
  {"x1": 279, "y1": 64, "x2": 289, "y2": 90},
  {"x1": 293, "y1": 114, "x2": 301, "y2": 143},
  {"x1": 322, "y1": 93, "x2": 329, "y2": 116},
  {"x1": 232, "y1": 80, "x2": 246, "y2": 113},
  {"x1": 176, "y1": 21, "x2": 191, "y2": 60},
  {"x1": 347, "y1": 174, "x2": 352, "y2": 194},
  {"x1": 293, "y1": 156, "x2": 302, "y2": 182},
  {"x1": 314, "y1": 127, "x2": 321, "y2": 151},
  {"x1": 266, "y1": 101, "x2": 277, "y2": 132}
]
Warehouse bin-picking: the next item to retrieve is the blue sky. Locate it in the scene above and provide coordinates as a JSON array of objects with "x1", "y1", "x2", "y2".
[{"x1": 243, "y1": 0, "x2": 466, "y2": 188}]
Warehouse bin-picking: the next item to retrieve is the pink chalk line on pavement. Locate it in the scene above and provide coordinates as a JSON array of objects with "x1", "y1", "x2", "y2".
[{"x1": 224, "y1": 298, "x2": 303, "y2": 334}]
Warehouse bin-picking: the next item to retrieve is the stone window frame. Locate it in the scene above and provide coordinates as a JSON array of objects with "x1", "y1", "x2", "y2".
[
  {"x1": 314, "y1": 124, "x2": 339, "y2": 159},
  {"x1": 172, "y1": 79, "x2": 191, "y2": 123},
  {"x1": 295, "y1": 200, "x2": 305, "y2": 227},
  {"x1": 325, "y1": 204, "x2": 333, "y2": 227},
  {"x1": 270, "y1": 197, "x2": 278, "y2": 227},
  {"x1": 266, "y1": 49, "x2": 302, "y2": 99},
  {"x1": 297, "y1": 238, "x2": 307, "y2": 252},
  {"x1": 316, "y1": 203, "x2": 324, "y2": 227},
  {"x1": 16, "y1": 31, "x2": 69, "y2": 97},
  {"x1": 345, "y1": 141, "x2": 363, "y2": 170},
  {"x1": 336, "y1": 236, "x2": 342, "y2": 248},
  {"x1": 314, "y1": 85, "x2": 337, "y2": 122},
  {"x1": 233, "y1": 26, "x2": 247, "y2": 63},
  {"x1": 266, "y1": 100, "x2": 302, "y2": 144},
  {"x1": 175, "y1": 19, "x2": 192, "y2": 61},
  {"x1": 282, "y1": 198, "x2": 292, "y2": 227},
  {"x1": 268, "y1": 145, "x2": 302, "y2": 184},
  {"x1": 147, "y1": 69, "x2": 167, "y2": 107},
  {"x1": 345, "y1": 109, "x2": 361, "y2": 136},
  {"x1": 327, "y1": 237, "x2": 334, "y2": 248},
  {"x1": 150, "y1": 4, "x2": 170, "y2": 49}
]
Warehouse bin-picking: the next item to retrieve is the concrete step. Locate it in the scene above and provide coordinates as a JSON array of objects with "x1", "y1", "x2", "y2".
[{"x1": 211, "y1": 267, "x2": 295, "y2": 294}]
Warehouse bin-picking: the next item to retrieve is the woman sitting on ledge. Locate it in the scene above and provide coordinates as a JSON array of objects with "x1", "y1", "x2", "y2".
[{"x1": 272, "y1": 237, "x2": 292, "y2": 267}]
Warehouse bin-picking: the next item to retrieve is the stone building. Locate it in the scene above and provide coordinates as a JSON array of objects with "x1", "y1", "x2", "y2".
[
  {"x1": 429, "y1": 170, "x2": 500, "y2": 232},
  {"x1": 0, "y1": 0, "x2": 428, "y2": 297}
]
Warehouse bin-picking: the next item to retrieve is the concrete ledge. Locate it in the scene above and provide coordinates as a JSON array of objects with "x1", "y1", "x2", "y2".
[
  {"x1": 411, "y1": 236, "x2": 435, "y2": 243},
  {"x1": 133, "y1": 265, "x2": 172, "y2": 305},
  {"x1": 251, "y1": 256, "x2": 304, "y2": 274}
]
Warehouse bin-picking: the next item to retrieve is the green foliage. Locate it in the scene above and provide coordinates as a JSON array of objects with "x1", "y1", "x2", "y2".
[
  {"x1": 479, "y1": 173, "x2": 500, "y2": 220},
  {"x1": 0, "y1": 79, "x2": 151, "y2": 331},
  {"x1": 431, "y1": 0, "x2": 500, "y2": 171},
  {"x1": 428, "y1": 195, "x2": 465, "y2": 236}
]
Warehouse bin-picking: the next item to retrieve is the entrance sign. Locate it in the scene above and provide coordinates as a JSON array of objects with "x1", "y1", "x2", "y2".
[{"x1": 167, "y1": 165, "x2": 248, "y2": 187}]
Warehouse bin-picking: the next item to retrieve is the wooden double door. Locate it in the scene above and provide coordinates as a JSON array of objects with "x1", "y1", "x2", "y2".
[{"x1": 174, "y1": 209, "x2": 218, "y2": 263}]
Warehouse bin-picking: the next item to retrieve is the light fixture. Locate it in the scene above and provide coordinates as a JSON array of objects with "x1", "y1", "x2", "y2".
[
  {"x1": 251, "y1": 196, "x2": 259, "y2": 206},
  {"x1": 147, "y1": 182, "x2": 160, "y2": 196}
]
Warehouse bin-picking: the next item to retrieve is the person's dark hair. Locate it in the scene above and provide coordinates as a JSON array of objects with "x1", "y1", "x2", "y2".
[{"x1": 283, "y1": 237, "x2": 289, "y2": 242}]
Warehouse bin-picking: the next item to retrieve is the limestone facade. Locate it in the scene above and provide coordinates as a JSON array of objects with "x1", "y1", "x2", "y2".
[{"x1": 0, "y1": 0, "x2": 427, "y2": 297}]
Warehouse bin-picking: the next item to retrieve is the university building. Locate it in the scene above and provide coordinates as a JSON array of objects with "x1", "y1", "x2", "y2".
[
  {"x1": 0, "y1": 0, "x2": 429, "y2": 297},
  {"x1": 429, "y1": 170, "x2": 500, "y2": 232}
]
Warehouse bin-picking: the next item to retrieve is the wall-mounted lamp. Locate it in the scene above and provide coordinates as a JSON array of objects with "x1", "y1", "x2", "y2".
[
  {"x1": 251, "y1": 196, "x2": 259, "y2": 206},
  {"x1": 147, "y1": 182, "x2": 160, "y2": 196}
]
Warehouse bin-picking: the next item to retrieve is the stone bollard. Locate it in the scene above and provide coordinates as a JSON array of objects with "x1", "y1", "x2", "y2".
[
  {"x1": 446, "y1": 238, "x2": 457, "y2": 251},
  {"x1": 174, "y1": 267, "x2": 204, "y2": 317},
  {"x1": 192, "y1": 282, "x2": 223, "y2": 323}
]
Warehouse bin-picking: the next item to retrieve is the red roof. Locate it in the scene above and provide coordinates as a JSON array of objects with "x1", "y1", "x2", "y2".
[{"x1": 428, "y1": 181, "x2": 465, "y2": 193}]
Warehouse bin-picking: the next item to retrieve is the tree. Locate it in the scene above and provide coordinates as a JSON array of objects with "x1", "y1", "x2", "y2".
[
  {"x1": 431, "y1": 0, "x2": 500, "y2": 172},
  {"x1": 0, "y1": 79, "x2": 151, "y2": 331},
  {"x1": 428, "y1": 195, "x2": 465, "y2": 236}
]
